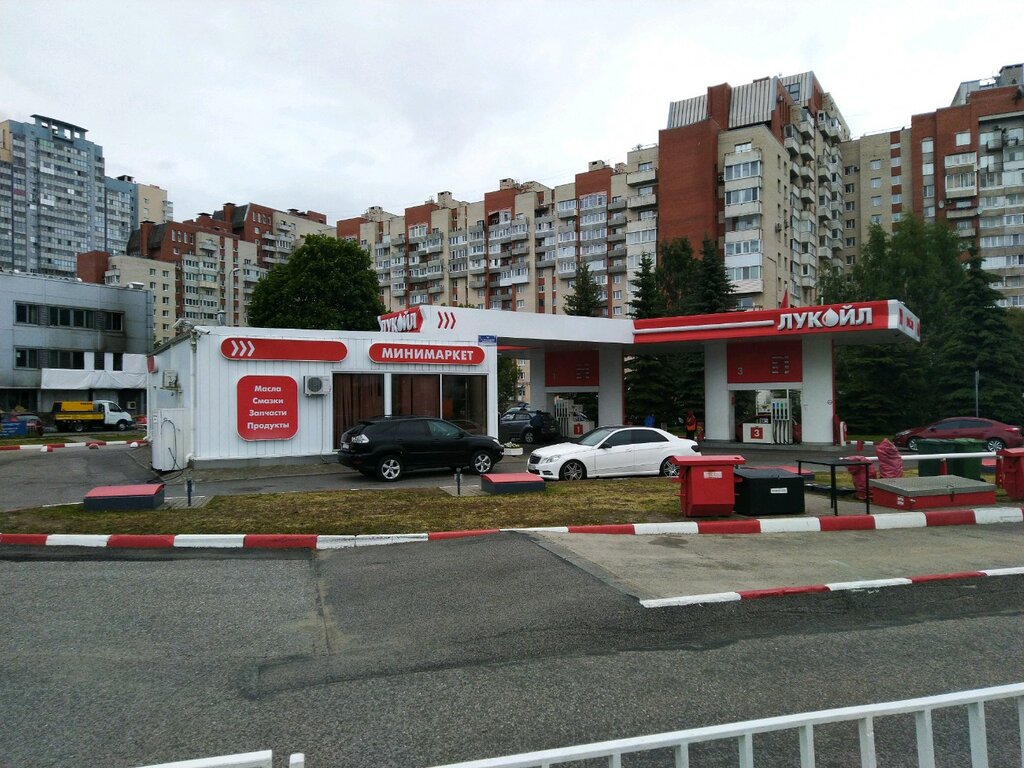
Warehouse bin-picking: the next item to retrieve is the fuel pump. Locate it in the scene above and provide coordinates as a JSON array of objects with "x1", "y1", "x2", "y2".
[{"x1": 771, "y1": 393, "x2": 793, "y2": 445}]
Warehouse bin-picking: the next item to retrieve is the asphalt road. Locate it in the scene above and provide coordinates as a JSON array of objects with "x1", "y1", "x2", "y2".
[{"x1": 3, "y1": 529, "x2": 1024, "y2": 768}]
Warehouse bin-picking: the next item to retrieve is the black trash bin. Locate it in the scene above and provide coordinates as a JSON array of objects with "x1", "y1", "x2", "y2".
[
  {"x1": 917, "y1": 438, "x2": 953, "y2": 477},
  {"x1": 734, "y1": 467, "x2": 805, "y2": 516}
]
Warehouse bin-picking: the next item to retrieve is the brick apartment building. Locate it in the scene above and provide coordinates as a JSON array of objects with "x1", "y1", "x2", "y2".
[
  {"x1": 338, "y1": 71, "x2": 848, "y2": 316},
  {"x1": 841, "y1": 63, "x2": 1024, "y2": 308}
]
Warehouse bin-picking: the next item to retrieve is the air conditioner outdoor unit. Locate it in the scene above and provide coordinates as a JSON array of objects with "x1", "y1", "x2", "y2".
[{"x1": 303, "y1": 375, "x2": 331, "y2": 396}]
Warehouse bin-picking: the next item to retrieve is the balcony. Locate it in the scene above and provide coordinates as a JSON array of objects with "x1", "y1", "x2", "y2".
[
  {"x1": 725, "y1": 200, "x2": 762, "y2": 218},
  {"x1": 946, "y1": 185, "x2": 978, "y2": 199},
  {"x1": 276, "y1": 220, "x2": 296, "y2": 232},
  {"x1": 536, "y1": 253, "x2": 556, "y2": 268},
  {"x1": 627, "y1": 193, "x2": 657, "y2": 209},
  {"x1": 198, "y1": 240, "x2": 218, "y2": 252},
  {"x1": 626, "y1": 168, "x2": 657, "y2": 186},
  {"x1": 557, "y1": 259, "x2": 576, "y2": 276},
  {"x1": 957, "y1": 227, "x2": 977, "y2": 238},
  {"x1": 800, "y1": 142, "x2": 815, "y2": 161},
  {"x1": 511, "y1": 243, "x2": 530, "y2": 256},
  {"x1": 608, "y1": 231, "x2": 625, "y2": 244},
  {"x1": 392, "y1": 234, "x2": 406, "y2": 246},
  {"x1": 468, "y1": 229, "x2": 485, "y2": 242},
  {"x1": 797, "y1": 114, "x2": 814, "y2": 139},
  {"x1": 947, "y1": 207, "x2": 977, "y2": 219},
  {"x1": 608, "y1": 261, "x2": 626, "y2": 274},
  {"x1": 509, "y1": 225, "x2": 529, "y2": 241},
  {"x1": 607, "y1": 198, "x2": 627, "y2": 211},
  {"x1": 799, "y1": 164, "x2": 814, "y2": 182},
  {"x1": 470, "y1": 277, "x2": 488, "y2": 289},
  {"x1": 607, "y1": 212, "x2": 627, "y2": 227},
  {"x1": 535, "y1": 215, "x2": 554, "y2": 228},
  {"x1": 429, "y1": 284, "x2": 444, "y2": 294},
  {"x1": 784, "y1": 135, "x2": 799, "y2": 157},
  {"x1": 422, "y1": 240, "x2": 443, "y2": 254},
  {"x1": 556, "y1": 206, "x2": 577, "y2": 219}
]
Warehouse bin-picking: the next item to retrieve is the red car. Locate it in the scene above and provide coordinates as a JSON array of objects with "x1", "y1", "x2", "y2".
[{"x1": 893, "y1": 417, "x2": 1023, "y2": 452}]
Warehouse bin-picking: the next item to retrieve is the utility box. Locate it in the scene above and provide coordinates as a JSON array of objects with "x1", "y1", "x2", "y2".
[
  {"x1": 734, "y1": 467, "x2": 805, "y2": 516},
  {"x1": 996, "y1": 447, "x2": 1024, "y2": 500},
  {"x1": 670, "y1": 455, "x2": 745, "y2": 517}
]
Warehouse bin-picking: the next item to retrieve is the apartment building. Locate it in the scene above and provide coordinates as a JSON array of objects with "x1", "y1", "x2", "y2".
[
  {"x1": 127, "y1": 216, "x2": 263, "y2": 327},
  {"x1": 114, "y1": 175, "x2": 174, "y2": 229},
  {"x1": 211, "y1": 203, "x2": 334, "y2": 270},
  {"x1": 76, "y1": 251, "x2": 178, "y2": 345},
  {"x1": 0, "y1": 115, "x2": 138, "y2": 276},
  {"x1": 338, "y1": 72, "x2": 847, "y2": 317},
  {"x1": 840, "y1": 64, "x2": 1024, "y2": 308},
  {"x1": 662, "y1": 72, "x2": 848, "y2": 309},
  {"x1": 839, "y1": 128, "x2": 913, "y2": 266}
]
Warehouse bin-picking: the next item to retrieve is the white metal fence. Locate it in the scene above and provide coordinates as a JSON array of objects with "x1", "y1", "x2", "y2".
[
  {"x1": 427, "y1": 682, "x2": 1024, "y2": 768},
  {"x1": 134, "y1": 751, "x2": 304, "y2": 768}
]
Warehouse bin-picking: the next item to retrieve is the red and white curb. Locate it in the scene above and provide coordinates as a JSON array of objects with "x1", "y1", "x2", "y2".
[
  {"x1": 642, "y1": 566, "x2": 1024, "y2": 609},
  {"x1": 0, "y1": 438, "x2": 148, "y2": 453},
  {"x1": 1, "y1": 506, "x2": 1022, "y2": 550}
]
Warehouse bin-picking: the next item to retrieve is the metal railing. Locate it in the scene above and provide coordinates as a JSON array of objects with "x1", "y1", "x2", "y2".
[
  {"x1": 135, "y1": 751, "x2": 304, "y2": 768},
  {"x1": 426, "y1": 682, "x2": 1024, "y2": 768}
]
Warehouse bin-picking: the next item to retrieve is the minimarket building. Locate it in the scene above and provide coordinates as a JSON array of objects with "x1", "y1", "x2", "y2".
[{"x1": 146, "y1": 300, "x2": 920, "y2": 470}]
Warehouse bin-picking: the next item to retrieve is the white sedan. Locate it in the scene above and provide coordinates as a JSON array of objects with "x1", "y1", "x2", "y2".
[{"x1": 527, "y1": 425, "x2": 701, "y2": 480}]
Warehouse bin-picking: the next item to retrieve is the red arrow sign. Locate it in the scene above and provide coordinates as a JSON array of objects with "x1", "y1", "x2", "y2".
[
  {"x1": 221, "y1": 338, "x2": 347, "y2": 362},
  {"x1": 437, "y1": 310, "x2": 457, "y2": 330}
]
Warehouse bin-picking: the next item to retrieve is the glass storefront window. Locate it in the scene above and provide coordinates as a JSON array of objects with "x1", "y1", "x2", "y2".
[{"x1": 442, "y1": 375, "x2": 487, "y2": 434}]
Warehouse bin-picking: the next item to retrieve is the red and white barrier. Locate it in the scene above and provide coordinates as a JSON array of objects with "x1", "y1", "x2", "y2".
[
  {"x1": 0, "y1": 438, "x2": 148, "y2": 453},
  {"x1": 1, "y1": 506, "x2": 1021, "y2": 550}
]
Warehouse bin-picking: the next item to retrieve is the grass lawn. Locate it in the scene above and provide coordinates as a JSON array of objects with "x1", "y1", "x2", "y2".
[{"x1": 0, "y1": 478, "x2": 685, "y2": 536}]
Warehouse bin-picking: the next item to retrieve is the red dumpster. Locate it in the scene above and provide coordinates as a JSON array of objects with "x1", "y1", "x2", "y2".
[
  {"x1": 670, "y1": 454, "x2": 746, "y2": 517},
  {"x1": 996, "y1": 447, "x2": 1024, "y2": 500}
]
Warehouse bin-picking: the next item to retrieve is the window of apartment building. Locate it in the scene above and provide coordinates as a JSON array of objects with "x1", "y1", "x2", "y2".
[
  {"x1": 846, "y1": 237, "x2": 856, "y2": 247},
  {"x1": 892, "y1": 213, "x2": 903, "y2": 223},
  {"x1": 845, "y1": 201, "x2": 856, "y2": 211},
  {"x1": 580, "y1": 193, "x2": 607, "y2": 209},
  {"x1": 871, "y1": 178, "x2": 882, "y2": 189},
  {"x1": 735, "y1": 142, "x2": 752, "y2": 153},
  {"x1": 846, "y1": 220, "x2": 856, "y2": 229},
  {"x1": 637, "y1": 186, "x2": 654, "y2": 197},
  {"x1": 870, "y1": 215, "x2": 882, "y2": 225},
  {"x1": 844, "y1": 165, "x2": 857, "y2": 175},
  {"x1": 891, "y1": 140, "x2": 901, "y2": 149},
  {"x1": 725, "y1": 238, "x2": 761, "y2": 256},
  {"x1": 922, "y1": 162, "x2": 935, "y2": 175},
  {"x1": 871, "y1": 196, "x2": 882, "y2": 207},
  {"x1": 844, "y1": 183, "x2": 855, "y2": 194},
  {"x1": 408, "y1": 224, "x2": 427, "y2": 238},
  {"x1": 14, "y1": 348, "x2": 39, "y2": 369},
  {"x1": 891, "y1": 156, "x2": 901, "y2": 167},
  {"x1": 946, "y1": 171, "x2": 977, "y2": 190},
  {"x1": 626, "y1": 228, "x2": 656, "y2": 245},
  {"x1": 639, "y1": 209, "x2": 657, "y2": 220},
  {"x1": 94, "y1": 351, "x2": 105, "y2": 370},
  {"x1": 612, "y1": 290, "x2": 622, "y2": 300},
  {"x1": 925, "y1": 205, "x2": 936, "y2": 218},
  {"x1": 516, "y1": 299, "x2": 525, "y2": 309},
  {"x1": 638, "y1": 161, "x2": 653, "y2": 171},
  {"x1": 892, "y1": 193, "x2": 902, "y2": 205},
  {"x1": 891, "y1": 175, "x2": 901, "y2": 187},
  {"x1": 922, "y1": 139, "x2": 934, "y2": 154},
  {"x1": 613, "y1": 274, "x2": 622, "y2": 285},
  {"x1": 556, "y1": 200, "x2": 577, "y2": 213},
  {"x1": 956, "y1": 131, "x2": 971, "y2": 147},
  {"x1": 870, "y1": 159, "x2": 881, "y2": 171},
  {"x1": 725, "y1": 187, "x2": 759, "y2": 205},
  {"x1": 923, "y1": 184, "x2": 935, "y2": 199},
  {"x1": 724, "y1": 160, "x2": 761, "y2": 180}
]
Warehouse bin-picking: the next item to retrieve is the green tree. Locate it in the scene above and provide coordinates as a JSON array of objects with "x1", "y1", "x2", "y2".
[
  {"x1": 932, "y1": 254, "x2": 1024, "y2": 425},
  {"x1": 691, "y1": 235, "x2": 736, "y2": 314},
  {"x1": 834, "y1": 217, "x2": 965, "y2": 433},
  {"x1": 497, "y1": 357, "x2": 520, "y2": 413},
  {"x1": 656, "y1": 237, "x2": 698, "y2": 314},
  {"x1": 563, "y1": 261, "x2": 602, "y2": 316},
  {"x1": 624, "y1": 253, "x2": 671, "y2": 423},
  {"x1": 247, "y1": 235, "x2": 384, "y2": 330}
]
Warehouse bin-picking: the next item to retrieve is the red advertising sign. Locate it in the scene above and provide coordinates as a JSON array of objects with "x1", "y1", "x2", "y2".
[
  {"x1": 368, "y1": 343, "x2": 485, "y2": 366},
  {"x1": 727, "y1": 340, "x2": 803, "y2": 384},
  {"x1": 221, "y1": 338, "x2": 347, "y2": 362},
  {"x1": 377, "y1": 307, "x2": 423, "y2": 333},
  {"x1": 545, "y1": 349, "x2": 600, "y2": 388},
  {"x1": 236, "y1": 375, "x2": 298, "y2": 441}
]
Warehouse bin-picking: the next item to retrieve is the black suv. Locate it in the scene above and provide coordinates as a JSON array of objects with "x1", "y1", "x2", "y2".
[
  {"x1": 338, "y1": 416, "x2": 504, "y2": 481},
  {"x1": 498, "y1": 409, "x2": 560, "y2": 445}
]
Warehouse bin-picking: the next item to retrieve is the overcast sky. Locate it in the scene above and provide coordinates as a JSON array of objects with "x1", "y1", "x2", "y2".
[{"x1": 2, "y1": 1, "x2": 1020, "y2": 225}]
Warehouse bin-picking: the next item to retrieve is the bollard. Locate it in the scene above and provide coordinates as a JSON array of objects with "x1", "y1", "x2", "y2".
[
  {"x1": 186, "y1": 476, "x2": 194, "y2": 507},
  {"x1": 455, "y1": 467, "x2": 462, "y2": 496}
]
